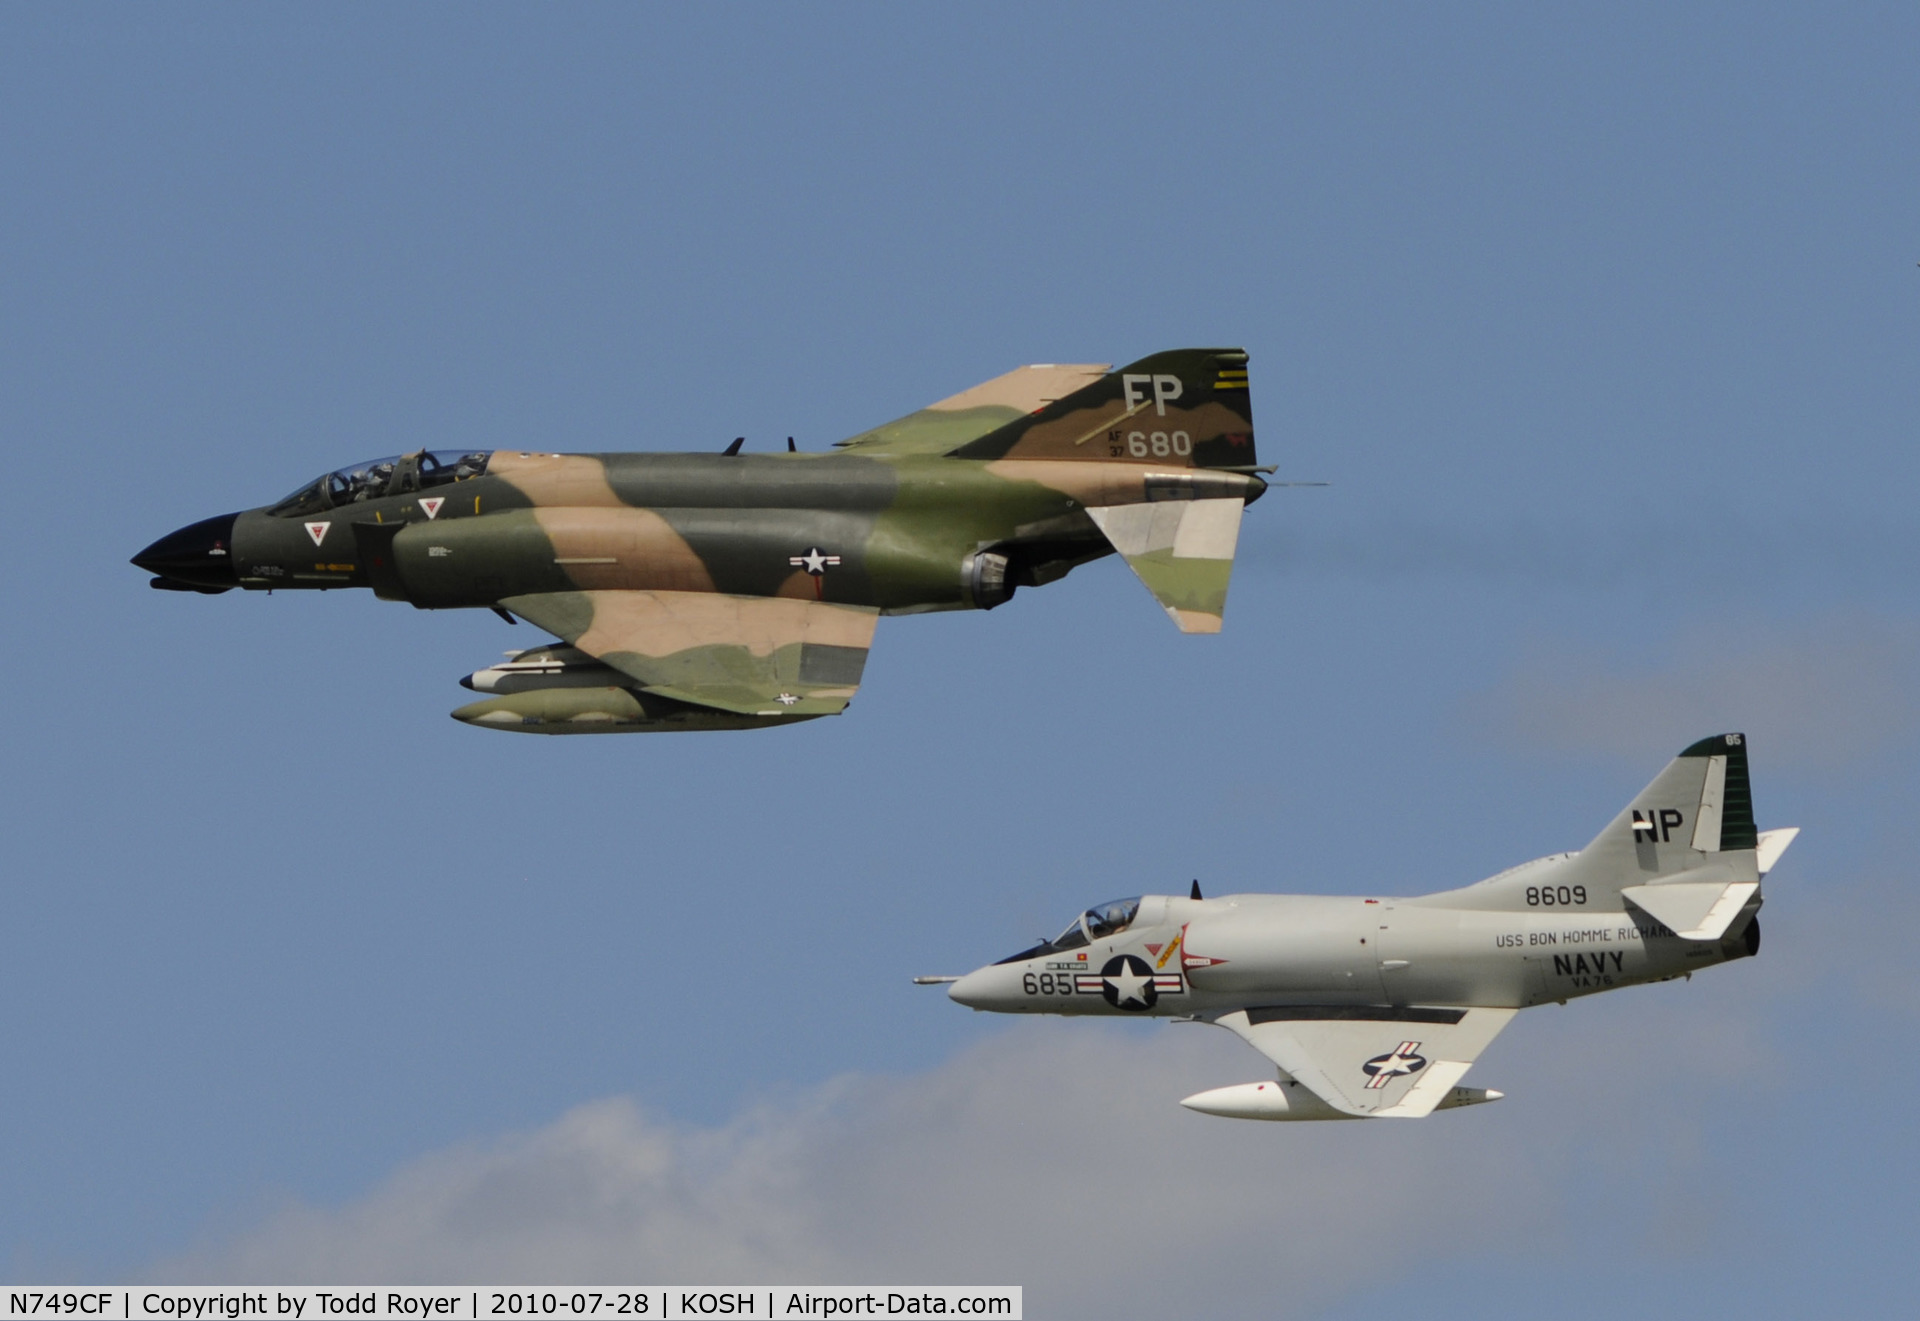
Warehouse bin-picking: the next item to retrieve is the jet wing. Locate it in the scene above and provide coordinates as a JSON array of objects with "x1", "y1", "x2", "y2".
[
  {"x1": 1212, "y1": 1005, "x2": 1517, "y2": 1118},
  {"x1": 834, "y1": 363, "x2": 1110, "y2": 456},
  {"x1": 498, "y1": 589, "x2": 880, "y2": 717}
]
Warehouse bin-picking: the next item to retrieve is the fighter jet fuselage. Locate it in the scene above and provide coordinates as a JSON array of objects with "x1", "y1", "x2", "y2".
[
  {"x1": 950, "y1": 881, "x2": 1755, "y2": 1021},
  {"x1": 142, "y1": 451, "x2": 1263, "y2": 613}
]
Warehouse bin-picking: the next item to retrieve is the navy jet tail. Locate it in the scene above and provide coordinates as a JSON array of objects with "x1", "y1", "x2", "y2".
[
  {"x1": 1441, "y1": 734, "x2": 1797, "y2": 941},
  {"x1": 1559, "y1": 732, "x2": 1797, "y2": 939}
]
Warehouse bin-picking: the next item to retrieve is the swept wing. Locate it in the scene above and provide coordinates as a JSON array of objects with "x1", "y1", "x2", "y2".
[
  {"x1": 500, "y1": 589, "x2": 879, "y2": 717},
  {"x1": 1212, "y1": 1005, "x2": 1517, "y2": 1118}
]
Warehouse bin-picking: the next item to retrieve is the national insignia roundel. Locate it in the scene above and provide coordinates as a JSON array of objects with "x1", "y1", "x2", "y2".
[
  {"x1": 1361, "y1": 1041, "x2": 1428, "y2": 1089},
  {"x1": 1100, "y1": 954, "x2": 1158, "y2": 1011}
]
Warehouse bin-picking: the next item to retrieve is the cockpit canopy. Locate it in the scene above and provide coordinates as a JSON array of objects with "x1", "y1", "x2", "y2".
[
  {"x1": 996, "y1": 897, "x2": 1141, "y2": 964},
  {"x1": 269, "y1": 450, "x2": 493, "y2": 517}
]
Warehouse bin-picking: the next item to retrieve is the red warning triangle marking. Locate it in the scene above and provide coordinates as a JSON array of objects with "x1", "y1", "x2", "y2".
[
  {"x1": 420, "y1": 497, "x2": 444, "y2": 520},
  {"x1": 305, "y1": 521, "x2": 331, "y2": 546},
  {"x1": 1144, "y1": 943, "x2": 1163, "y2": 956}
]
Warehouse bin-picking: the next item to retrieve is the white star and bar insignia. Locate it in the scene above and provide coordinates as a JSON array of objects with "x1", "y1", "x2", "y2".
[
  {"x1": 1361, "y1": 1041, "x2": 1428, "y2": 1089},
  {"x1": 790, "y1": 547, "x2": 842, "y2": 575},
  {"x1": 1073, "y1": 954, "x2": 1183, "y2": 1010}
]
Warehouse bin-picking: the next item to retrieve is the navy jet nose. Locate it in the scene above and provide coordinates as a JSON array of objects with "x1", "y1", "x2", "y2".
[
  {"x1": 133, "y1": 513, "x2": 240, "y2": 593},
  {"x1": 949, "y1": 965, "x2": 1022, "y2": 1011}
]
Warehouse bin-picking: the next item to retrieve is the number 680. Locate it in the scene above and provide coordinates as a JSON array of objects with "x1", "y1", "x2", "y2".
[{"x1": 1127, "y1": 430, "x2": 1192, "y2": 458}]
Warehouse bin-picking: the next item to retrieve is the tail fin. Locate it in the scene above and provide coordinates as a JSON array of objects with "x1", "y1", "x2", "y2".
[
  {"x1": 948, "y1": 348, "x2": 1257, "y2": 468},
  {"x1": 1564, "y1": 733, "x2": 1765, "y2": 939}
]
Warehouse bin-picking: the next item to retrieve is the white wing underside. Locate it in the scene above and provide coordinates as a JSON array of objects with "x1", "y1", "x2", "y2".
[{"x1": 1213, "y1": 1007, "x2": 1517, "y2": 1118}]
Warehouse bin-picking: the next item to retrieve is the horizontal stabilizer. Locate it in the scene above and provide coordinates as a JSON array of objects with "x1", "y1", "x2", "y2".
[
  {"x1": 1757, "y1": 826, "x2": 1799, "y2": 877},
  {"x1": 1087, "y1": 497, "x2": 1245, "y2": 633},
  {"x1": 1622, "y1": 870, "x2": 1760, "y2": 940}
]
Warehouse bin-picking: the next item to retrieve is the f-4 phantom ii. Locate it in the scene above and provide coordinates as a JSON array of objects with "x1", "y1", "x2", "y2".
[
  {"x1": 133, "y1": 349, "x2": 1265, "y2": 733},
  {"x1": 927, "y1": 734, "x2": 1796, "y2": 1120}
]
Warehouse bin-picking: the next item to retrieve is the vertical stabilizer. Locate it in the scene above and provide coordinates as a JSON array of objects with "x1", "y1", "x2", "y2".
[
  {"x1": 1564, "y1": 733, "x2": 1764, "y2": 939},
  {"x1": 1585, "y1": 733, "x2": 1757, "y2": 873},
  {"x1": 949, "y1": 348, "x2": 1257, "y2": 468}
]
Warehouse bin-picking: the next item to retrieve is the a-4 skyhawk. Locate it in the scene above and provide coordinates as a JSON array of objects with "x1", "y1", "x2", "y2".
[
  {"x1": 924, "y1": 734, "x2": 1795, "y2": 1120},
  {"x1": 132, "y1": 348, "x2": 1266, "y2": 733}
]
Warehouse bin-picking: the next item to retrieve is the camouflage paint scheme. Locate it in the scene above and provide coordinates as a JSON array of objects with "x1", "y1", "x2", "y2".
[{"x1": 134, "y1": 348, "x2": 1265, "y2": 732}]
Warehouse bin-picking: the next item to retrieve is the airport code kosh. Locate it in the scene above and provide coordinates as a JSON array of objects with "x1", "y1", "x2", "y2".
[{"x1": 0, "y1": 1290, "x2": 1021, "y2": 1321}]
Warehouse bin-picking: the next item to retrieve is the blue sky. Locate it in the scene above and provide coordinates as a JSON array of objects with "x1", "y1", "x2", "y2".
[{"x1": 3, "y1": 4, "x2": 1917, "y2": 1314}]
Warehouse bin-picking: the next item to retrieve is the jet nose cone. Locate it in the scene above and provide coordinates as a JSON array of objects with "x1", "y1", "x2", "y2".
[
  {"x1": 133, "y1": 513, "x2": 240, "y2": 592},
  {"x1": 948, "y1": 968, "x2": 999, "y2": 1010}
]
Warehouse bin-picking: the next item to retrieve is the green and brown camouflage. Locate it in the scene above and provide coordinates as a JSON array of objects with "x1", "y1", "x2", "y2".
[{"x1": 134, "y1": 347, "x2": 1266, "y2": 732}]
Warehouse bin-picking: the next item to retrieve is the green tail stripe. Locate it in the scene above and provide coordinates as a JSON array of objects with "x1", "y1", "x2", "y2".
[{"x1": 1680, "y1": 733, "x2": 1756, "y2": 851}]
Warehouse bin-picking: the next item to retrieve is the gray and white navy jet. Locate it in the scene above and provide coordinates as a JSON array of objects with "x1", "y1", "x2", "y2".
[{"x1": 924, "y1": 734, "x2": 1794, "y2": 1120}]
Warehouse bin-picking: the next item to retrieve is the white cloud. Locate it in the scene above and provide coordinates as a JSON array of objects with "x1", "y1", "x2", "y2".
[{"x1": 150, "y1": 983, "x2": 1792, "y2": 1316}]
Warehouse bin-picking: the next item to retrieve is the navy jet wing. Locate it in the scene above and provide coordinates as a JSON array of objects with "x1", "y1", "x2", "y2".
[{"x1": 1211, "y1": 1006, "x2": 1517, "y2": 1118}]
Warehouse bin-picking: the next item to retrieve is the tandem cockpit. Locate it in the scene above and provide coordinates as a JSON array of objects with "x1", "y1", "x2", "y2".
[
  {"x1": 269, "y1": 450, "x2": 494, "y2": 517},
  {"x1": 133, "y1": 449, "x2": 498, "y2": 593},
  {"x1": 995, "y1": 897, "x2": 1142, "y2": 964}
]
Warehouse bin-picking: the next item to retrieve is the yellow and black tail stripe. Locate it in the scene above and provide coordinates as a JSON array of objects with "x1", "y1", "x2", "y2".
[{"x1": 1213, "y1": 368, "x2": 1250, "y2": 391}]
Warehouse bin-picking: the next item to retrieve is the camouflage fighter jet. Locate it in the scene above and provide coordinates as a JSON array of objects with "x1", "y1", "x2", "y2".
[
  {"x1": 924, "y1": 734, "x2": 1795, "y2": 1119},
  {"x1": 133, "y1": 348, "x2": 1266, "y2": 732}
]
